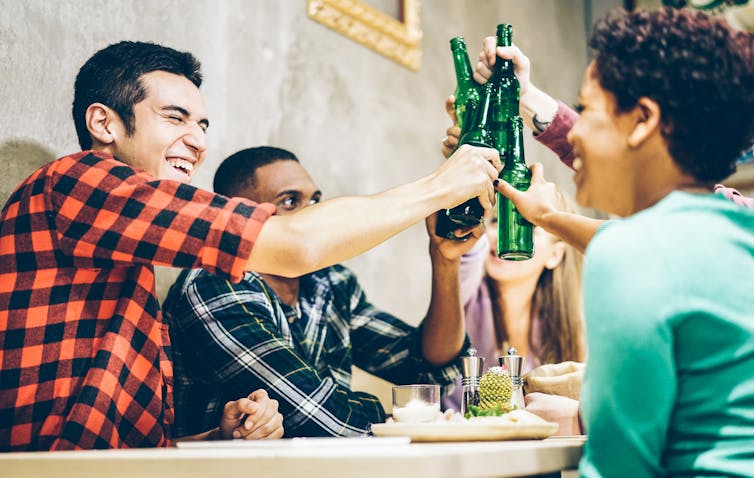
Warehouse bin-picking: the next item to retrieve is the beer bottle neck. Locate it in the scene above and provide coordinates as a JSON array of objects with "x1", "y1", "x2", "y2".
[
  {"x1": 460, "y1": 82, "x2": 494, "y2": 147},
  {"x1": 496, "y1": 24, "x2": 513, "y2": 48},
  {"x1": 493, "y1": 24, "x2": 514, "y2": 79},
  {"x1": 451, "y1": 45, "x2": 474, "y2": 87}
]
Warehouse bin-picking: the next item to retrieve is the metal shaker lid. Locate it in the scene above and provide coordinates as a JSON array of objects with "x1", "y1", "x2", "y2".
[
  {"x1": 460, "y1": 347, "x2": 484, "y2": 378},
  {"x1": 499, "y1": 346, "x2": 524, "y2": 378}
]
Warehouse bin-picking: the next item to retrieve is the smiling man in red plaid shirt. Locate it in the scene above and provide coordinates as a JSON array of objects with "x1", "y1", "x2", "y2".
[
  {"x1": 0, "y1": 41, "x2": 285, "y2": 450},
  {"x1": 0, "y1": 41, "x2": 502, "y2": 450}
]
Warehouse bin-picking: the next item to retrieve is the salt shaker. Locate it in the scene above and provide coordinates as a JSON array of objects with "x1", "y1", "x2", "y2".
[
  {"x1": 500, "y1": 346, "x2": 525, "y2": 410},
  {"x1": 460, "y1": 347, "x2": 484, "y2": 416}
]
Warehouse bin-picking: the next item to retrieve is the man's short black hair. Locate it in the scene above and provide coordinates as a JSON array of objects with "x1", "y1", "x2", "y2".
[
  {"x1": 213, "y1": 146, "x2": 299, "y2": 197},
  {"x1": 72, "y1": 41, "x2": 202, "y2": 150}
]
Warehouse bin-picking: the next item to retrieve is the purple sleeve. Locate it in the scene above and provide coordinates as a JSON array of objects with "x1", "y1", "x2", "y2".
[
  {"x1": 459, "y1": 235, "x2": 488, "y2": 305},
  {"x1": 443, "y1": 235, "x2": 500, "y2": 412},
  {"x1": 534, "y1": 101, "x2": 579, "y2": 169}
]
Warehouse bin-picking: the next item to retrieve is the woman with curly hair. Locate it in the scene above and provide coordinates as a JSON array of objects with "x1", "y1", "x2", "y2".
[{"x1": 461, "y1": 6, "x2": 754, "y2": 477}]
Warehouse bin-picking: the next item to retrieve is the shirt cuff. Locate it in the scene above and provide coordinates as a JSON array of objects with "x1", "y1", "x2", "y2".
[
  {"x1": 534, "y1": 101, "x2": 578, "y2": 169},
  {"x1": 714, "y1": 184, "x2": 754, "y2": 208},
  {"x1": 226, "y1": 200, "x2": 276, "y2": 283}
]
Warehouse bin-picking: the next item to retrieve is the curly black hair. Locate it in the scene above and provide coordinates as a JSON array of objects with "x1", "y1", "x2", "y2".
[{"x1": 589, "y1": 7, "x2": 754, "y2": 182}]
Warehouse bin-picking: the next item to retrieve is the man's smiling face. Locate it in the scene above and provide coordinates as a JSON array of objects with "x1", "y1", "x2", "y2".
[{"x1": 113, "y1": 70, "x2": 209, "y2": 183}]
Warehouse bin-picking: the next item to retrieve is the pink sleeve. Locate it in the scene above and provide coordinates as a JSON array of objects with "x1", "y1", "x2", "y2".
[
  {"x1": 534, "y1": 101, "x2": 579, "y2": 169},
  {"x1": 714, "y1": 184, "x2": 754, "y2": 208}
]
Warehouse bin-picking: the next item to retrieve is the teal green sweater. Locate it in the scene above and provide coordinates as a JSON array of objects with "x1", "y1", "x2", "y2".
[{"x1": 580, "y1": 192, "x2": 754, "y2": 477}]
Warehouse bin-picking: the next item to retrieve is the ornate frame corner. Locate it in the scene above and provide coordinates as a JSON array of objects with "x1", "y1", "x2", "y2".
[{"x1": 307, "y1": 0, "x2": 422, "y2": 71}]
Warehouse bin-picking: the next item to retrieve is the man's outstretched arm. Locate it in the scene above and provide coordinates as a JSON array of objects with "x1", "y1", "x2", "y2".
[{"x1": 248, "y1": 145, "x2": 501, "y2": 277}]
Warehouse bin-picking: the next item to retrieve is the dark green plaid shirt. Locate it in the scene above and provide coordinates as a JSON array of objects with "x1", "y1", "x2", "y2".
[{"x1": 163, "y1": 265, "x2": 465, "y2": 437}]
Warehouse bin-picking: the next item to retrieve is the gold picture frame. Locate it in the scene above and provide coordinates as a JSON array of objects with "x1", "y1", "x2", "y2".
[{"x1": 307, "y1": 0, "x2": 422, "y2": 71}]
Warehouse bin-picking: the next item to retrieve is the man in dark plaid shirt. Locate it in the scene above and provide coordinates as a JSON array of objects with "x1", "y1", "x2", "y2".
[
  {"x1": 0, "y1": 42, "x2": 502, "y2": 449},
  {"x1": 164, "y1": 147, "x2": 483, "y2": 437}
]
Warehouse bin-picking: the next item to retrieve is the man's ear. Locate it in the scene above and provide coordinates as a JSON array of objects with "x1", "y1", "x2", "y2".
[
  {"x1": 627, "y1": 97, "x2": 661, "y2": 149},
  {"x1": 85, "y1": 103, "x2": 120, "y2": 146}
]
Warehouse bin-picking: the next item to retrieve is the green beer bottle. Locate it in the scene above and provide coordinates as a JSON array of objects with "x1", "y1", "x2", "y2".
[
  {"x1": 489, "y1": 23, "x2": 519, "y2": 162},
  {"x1": 435, "y1": 25, "x2": 519, "y2": 240},
  {"x1": 435, "y1": 37, "x2": 485, "y2": 239},
  {"x1": 450, "y1": 37, "x2": 480, "y2": 132},
  {"x1": 497, "y1": 116, "x2": 533, "y2": 260},
  {"x1": 442, "y1": 65, "x2": 496, "y2": 230}
]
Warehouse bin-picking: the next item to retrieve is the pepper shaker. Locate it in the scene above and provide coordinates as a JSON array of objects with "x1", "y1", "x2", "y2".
[
  {"x1": 460, "y1": 347, "x2": 484, "y2": 416},
  {"x1": 500, "y1": 346, "x2": 525, "y2": 410}
]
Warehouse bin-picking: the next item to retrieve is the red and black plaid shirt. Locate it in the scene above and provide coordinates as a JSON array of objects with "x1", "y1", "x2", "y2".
[{"x1": 0, "y1": 151, "x2": 274, "y2": 450}]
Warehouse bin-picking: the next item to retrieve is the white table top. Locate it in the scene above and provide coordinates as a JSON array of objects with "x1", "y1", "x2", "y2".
[{"x1": 0, "y1": 436, "x2": 585, "y2": 478}]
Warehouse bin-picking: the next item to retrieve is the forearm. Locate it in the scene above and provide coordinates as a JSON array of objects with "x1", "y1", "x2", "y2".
[
  {"x1": 422, "y1": 253, "x2": 465, "y2": 366},
  {"x1": 194, "y1": 329, "x2": 385, "y2": 437},
  {"x1": 248, "y1": 176, "x2": 447, "y2": 277},
  {"x1": 245, "y1": 361, "x2": 385, "y2": 436},
  {"x1": 519, "y1": 84, "x2": 559, "y2": 134},
  {"x1": 350, "y1": 304, "x2": 464, "y2": 391},
  {"x1": 249, "y1": 143, "x2": 502, "y2": 278},
  {"x1": 540, "y1": 211, "x2": 605, "y2": 254},
  {"x1": 287, "y1": 387, "x2": 385, "y2": 437},
  {"x1": 174, "y1": 427, "x2": 221, "y2": 443}
]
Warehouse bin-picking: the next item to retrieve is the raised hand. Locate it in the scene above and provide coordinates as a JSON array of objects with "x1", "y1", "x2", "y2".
[
  {"x1": 474, "y1": 40, "x2": 531, "y2": 96},
  {"x1": 425, "y1": 211, "x2": 485, "y2": 260},
  {"x1": 494, "y1": 162, "x2": 562, "y2": 228},
  {"x1": 435, "y1": 144, "x2": 501, "y2": 213}
]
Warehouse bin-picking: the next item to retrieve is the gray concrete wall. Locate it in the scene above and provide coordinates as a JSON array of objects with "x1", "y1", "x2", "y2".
[{"x1": 1, "y1": 0, "x2": 604, "y2": 400}]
